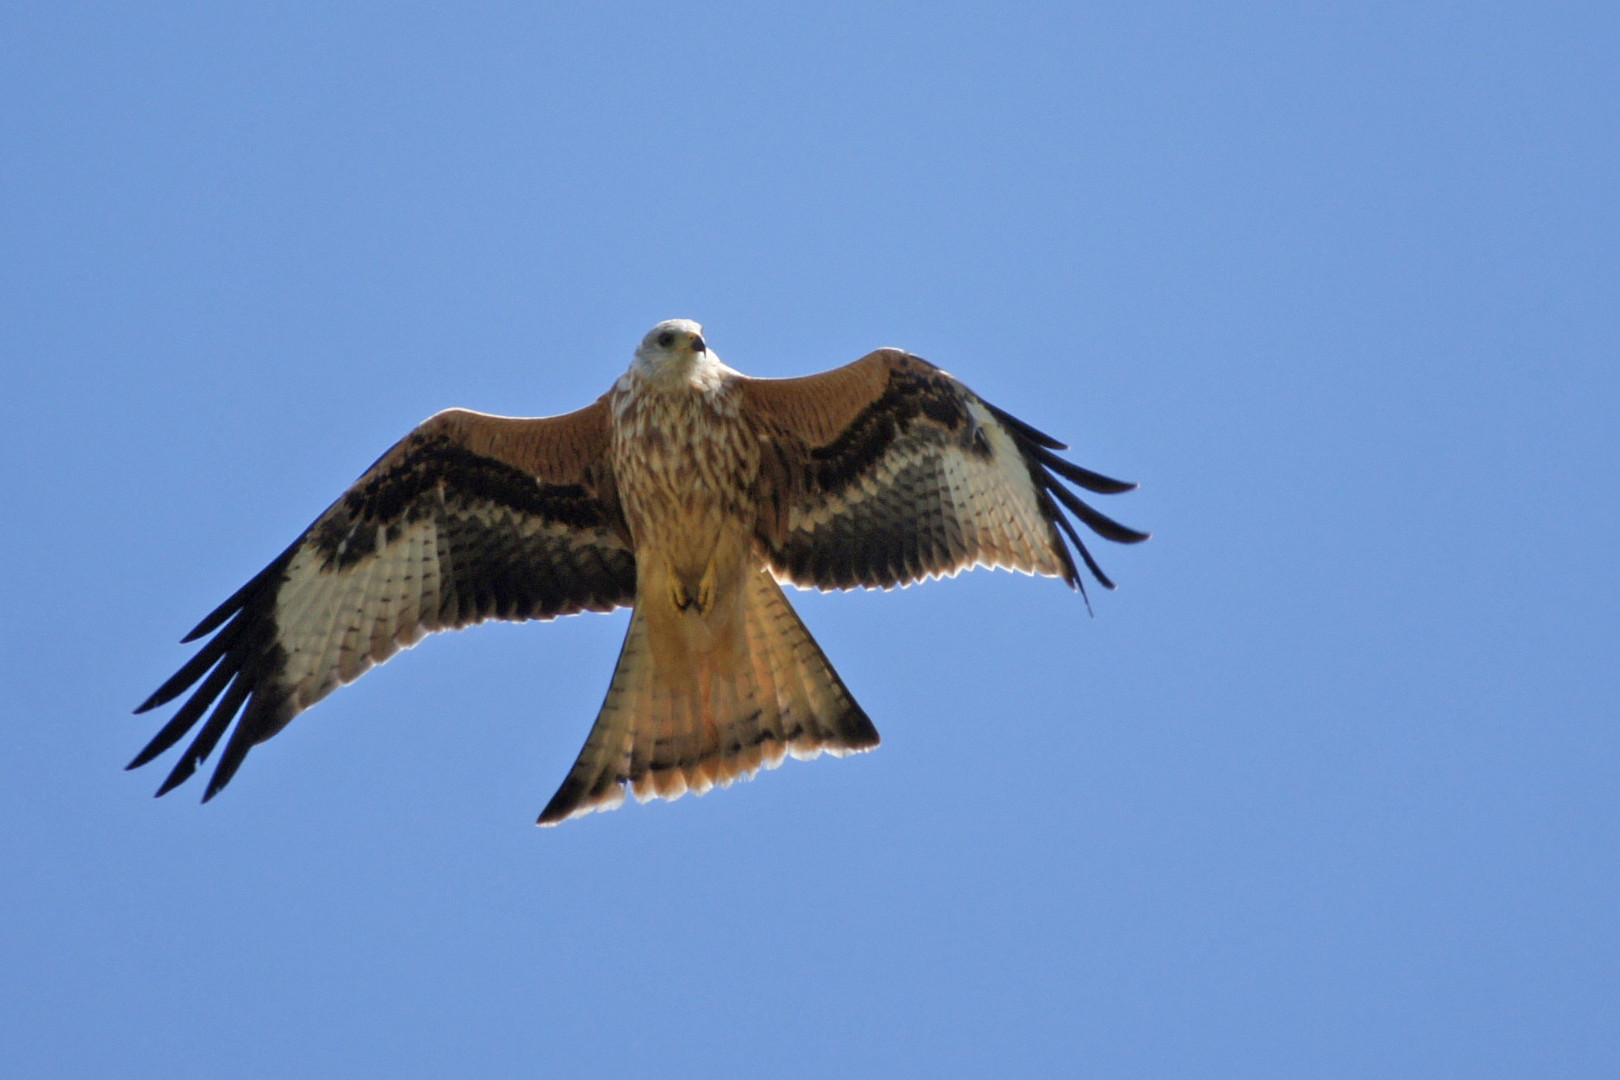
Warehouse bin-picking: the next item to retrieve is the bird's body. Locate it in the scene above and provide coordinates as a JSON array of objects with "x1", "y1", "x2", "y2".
[
  {"x1": 573, "y1": 322, "x2": 875, "y2": 816},
  {"x1": 132, "y1": 320, "x2": 1146, "y2": 825},
  {"x1": 611, "y1": 332, "x2": 758, "y2": 615}
]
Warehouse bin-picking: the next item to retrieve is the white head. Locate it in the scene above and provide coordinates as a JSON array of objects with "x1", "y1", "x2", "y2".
[{"x1": 631, "y1": 319, "x2": 712, "y2": 382}]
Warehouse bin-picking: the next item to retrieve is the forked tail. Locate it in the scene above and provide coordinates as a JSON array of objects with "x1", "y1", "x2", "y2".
[{"x1": 537, "y1": 568, "x2": 878, "y2": 826}]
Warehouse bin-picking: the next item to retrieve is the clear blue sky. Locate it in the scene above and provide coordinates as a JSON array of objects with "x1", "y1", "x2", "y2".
[{"x1": 3, "y1": 5, "x2": 1616, "y2": 1077}]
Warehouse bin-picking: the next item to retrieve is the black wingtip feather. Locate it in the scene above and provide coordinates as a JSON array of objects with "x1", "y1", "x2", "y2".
[
  {"x1": 1031, "y1": 446, "x2": 1139, "y2": 495},
  {"x1": 127, "y1": 659, "x2": 237, "y2": 770},
  {"x1": 1052, "y1": 509, "x2": 1118, "y2": 591},
  {"x1": 202, "y1": 694, "x2": 280, "y2": 802},
  {"x1": 135, "y1": 616, "x2": 245, "y2": 713},
  {"x1": 1032, "y1": 489, "x2": 1081, "y2": 589},
  {"x1": 154, "y1": 759, "x2": 197, "y2": 798},
  {"x1": 182, "y1": 583, "x2": 254, "y2": 644},
  {"x1": 181, "y1": 540, "x2": 299, "y2": 643},
  {"x1": 996, "y1": 407, "x2": 1144, "y2": 597},
  {"x1": 984, "y1": 403, "x2": 1068, "y2": 450},
  {"x1": 1051, "y1": 514, "x2": 1097, "y2": 615},
  {"x1": 201, "y1": 727, "x2": 251, "y2": 800},
  {"x1": 153, "y1": 671, "x2": 251, "y2": 797},
  {"x1": 1046, "y1": 482, "x2": 1151, "y2": 545}
]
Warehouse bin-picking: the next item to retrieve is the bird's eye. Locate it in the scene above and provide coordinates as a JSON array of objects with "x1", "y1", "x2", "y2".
[{"x1": 657, "y1": 331, "x2": 676, "y2": 348}]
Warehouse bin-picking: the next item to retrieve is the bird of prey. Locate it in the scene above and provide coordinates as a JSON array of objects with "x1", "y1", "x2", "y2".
[{"x1": 132, "y1": 320, "x2": 1147, "y2": 825}]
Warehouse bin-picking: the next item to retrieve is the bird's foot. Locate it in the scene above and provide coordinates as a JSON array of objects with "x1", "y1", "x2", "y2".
[
  {"x1": 694, "y1": 559, "x2": 718, "y2": 617},
  {"x1": 667, "y1": 558, "x2": 718, "y2": 616}
]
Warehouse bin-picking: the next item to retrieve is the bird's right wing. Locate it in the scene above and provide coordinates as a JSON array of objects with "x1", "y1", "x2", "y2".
[
  {"x1": 741, "y1": 350, "x2": 1147, "y2": 597},
  {"x1": 131, "y1": 401, "x2": 637, "y2": 801}
]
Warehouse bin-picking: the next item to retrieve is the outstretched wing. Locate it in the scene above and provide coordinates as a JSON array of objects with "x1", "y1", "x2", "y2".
[
  {"x1": 131, "y1": 401, "x2": 636, "y2": 801},
  {"x1": 741, "y1": 350, "x2": 1147, "y2": 595}
]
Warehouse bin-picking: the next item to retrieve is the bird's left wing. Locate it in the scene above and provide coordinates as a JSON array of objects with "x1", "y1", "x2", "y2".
[
  {"x1": 131, "y1": 401, "x2": 636, "y2": 801},
  {"x1": 740, "y1": 349, "x2": 1147, "y2": 595}
]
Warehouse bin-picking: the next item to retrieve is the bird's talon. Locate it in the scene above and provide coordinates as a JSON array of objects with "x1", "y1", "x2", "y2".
[{"x1": 695, "y1": 561, "x2": 718, "y2": 616}]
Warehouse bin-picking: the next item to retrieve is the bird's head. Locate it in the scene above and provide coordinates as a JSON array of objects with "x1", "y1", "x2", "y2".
[{"x1": 631, "y1": 319, "x2": 712, "y2": 383}]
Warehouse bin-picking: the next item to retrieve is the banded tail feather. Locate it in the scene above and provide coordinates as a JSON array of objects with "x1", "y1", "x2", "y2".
[{"x1": 537, "y1": 567, "x2": 878, "y2": 826}]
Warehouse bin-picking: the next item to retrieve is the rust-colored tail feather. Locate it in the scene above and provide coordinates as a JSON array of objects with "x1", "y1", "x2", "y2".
[{"x1": 537, "y1": 569, "x2": 877, "y2": 826}]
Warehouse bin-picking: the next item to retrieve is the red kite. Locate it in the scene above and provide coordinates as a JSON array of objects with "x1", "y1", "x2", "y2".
[{"x1": 133, "y1": 320, "x2": 1146, "y2": 824}]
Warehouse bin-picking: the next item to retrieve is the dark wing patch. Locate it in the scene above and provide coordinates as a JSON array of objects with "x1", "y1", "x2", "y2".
[
  {"x1": 759, "y1": 354, "x2": 1147, "y2": 595},
  {"x1": 798, "y1": 361, "x2": 980, "y2": 494},
  {"x1": 132, "y1": 410, "x2": 635, "y2": 802}
]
